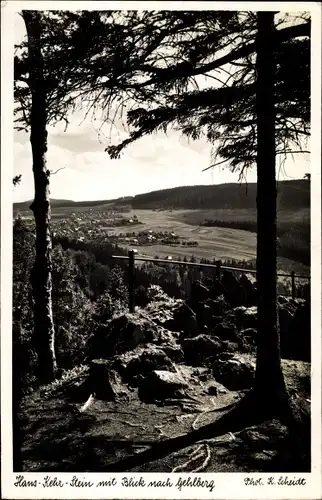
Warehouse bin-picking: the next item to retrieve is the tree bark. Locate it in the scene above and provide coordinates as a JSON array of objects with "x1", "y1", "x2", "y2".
[
  {"x1": 23, "y1": 11, "x2": 57, "y2": 382},
  {"x1": 255, "y1": 12, "x2": 288, "y2": 409}
]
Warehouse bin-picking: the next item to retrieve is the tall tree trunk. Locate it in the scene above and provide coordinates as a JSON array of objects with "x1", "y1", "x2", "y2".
[
  {"x1": 23, "y1": 11, "x2": 57, "y2": 382},
  {"x1": 255, "y1": 12, "x2": 288, "y2": 410}
]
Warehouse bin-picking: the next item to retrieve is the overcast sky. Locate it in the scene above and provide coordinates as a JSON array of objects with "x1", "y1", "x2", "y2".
[{"x1": 13, "y1": 11, "x2": 311, "y2": 203}]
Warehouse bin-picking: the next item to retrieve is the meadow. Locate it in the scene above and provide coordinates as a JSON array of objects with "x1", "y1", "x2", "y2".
[
  {"x1": 107, "y1": 208, "x2": 310, "y2": 275},
  {"x1": 15, "y1": 203, "x2": 310, "y2": 276}
]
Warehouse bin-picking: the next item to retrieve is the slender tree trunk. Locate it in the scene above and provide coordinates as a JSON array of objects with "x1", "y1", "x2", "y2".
[
  {"x1": 23, "y1": 11, "x2": 57, "y2": 382},
  {"x1": 255, "y1": 12, "x2": 288, "y2": 409}
]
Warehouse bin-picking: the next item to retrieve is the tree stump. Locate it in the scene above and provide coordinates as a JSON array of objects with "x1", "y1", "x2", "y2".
[{"x1": 89, "y1": 359, "x2": 120, "y2": 400}]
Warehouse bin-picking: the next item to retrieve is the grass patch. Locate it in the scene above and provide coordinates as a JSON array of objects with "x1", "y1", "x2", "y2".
[
  {"x1": 36, "y1": 364, "x2": 89, "y2": 399},
  {"x1": 198, "y1": 209, "x2": 310, "y2": 267}
]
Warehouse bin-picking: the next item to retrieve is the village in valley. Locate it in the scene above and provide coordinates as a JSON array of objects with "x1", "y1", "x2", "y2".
[{"x1": 18, "y1": 207, "x2": 199, "y2": 249}]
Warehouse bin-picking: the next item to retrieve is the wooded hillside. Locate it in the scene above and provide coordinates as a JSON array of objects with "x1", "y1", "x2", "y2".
[{"x1": 14, "y1": 180, "x2": 309, "y2": 213}]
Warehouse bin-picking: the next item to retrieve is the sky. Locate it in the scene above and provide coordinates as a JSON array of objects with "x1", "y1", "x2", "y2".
[{"x1": 13, "y1": 11, "x2": 311, "y2": 203}]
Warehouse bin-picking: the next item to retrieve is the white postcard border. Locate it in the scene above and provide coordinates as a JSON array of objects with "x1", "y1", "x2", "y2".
[{"x1": 1, "y1": 2, "x2": 321, "y2": 499}]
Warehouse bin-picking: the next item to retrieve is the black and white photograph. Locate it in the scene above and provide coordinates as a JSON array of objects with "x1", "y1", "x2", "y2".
[{"x1": 1, "y1": 1, "x2": 321, "y2": 498}]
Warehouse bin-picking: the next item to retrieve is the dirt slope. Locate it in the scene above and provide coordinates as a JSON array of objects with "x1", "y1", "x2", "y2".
[{"x1": 20, "y1": 358, "x2": 310, "y2": 473}]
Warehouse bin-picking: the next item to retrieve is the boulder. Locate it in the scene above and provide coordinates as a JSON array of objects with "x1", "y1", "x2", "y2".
[
  {"x1": 212, "y1": 355, "x2": 255, "y2": 391},
  {"x1": 221, "y1": 270, "x2": 247, "y2": 307},
  {"x1": 181, "y1": 334, "x2": 224, "y2": 365},
  {"x1": 277, "y1": 297, "x2": 310, "y2": 360},
  {"x1": 220, "y1": 340, "x2": 239, "y2": 352},
  {"x1": 196, "y1": 295, "x2": 230, "y2": 329},
  {"x1": 88, "y1": 311, "x2": 177, "y2": 358},
  {"x1": 241, "y1": 327, "x2": 257, "y2": 340},
  {"x1": 239, "y1": 273, "x2": 257, "y2": 306},
  {"x1": 277, "y1": 295, "x2": 290, "y2": 306},
  {"x1": 88, "y1": 313, "x2": 156, "y2": 358},
  {"x1": 234, "y1": 306, "x2": 258, "y2": 331},
  {"x1": 205, "y1": 295, "x2": 231, "y2": 317},
  {"x1": 113, "y1": 345, "x2": 176, "y2": 384},
  {"x1": 138, "y1": 369, "x2": 188, "y2": 402},
  {"x1": 203, "y1": 276, "x2": 215, "y2": 289},
  {"x1": 213, "y1": 320, "x2": 239, "y2": 341},
  {"x1": 238, "y1": 328, "x2": 257, "y2": 353},
  {"x1": 161, "y1": 343, "x2": 184, "y2": 362},
  {"x1": 145, "y1": 299, "x2": 199, "y2": 339}
]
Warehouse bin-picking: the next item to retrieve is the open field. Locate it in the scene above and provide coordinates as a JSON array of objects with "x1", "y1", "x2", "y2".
[
  {"x1": 105, "y1": 209, "x2": 310, "y2": 275},
  {"x1": 104, "y1": 209, "x2": 257, "y2": 261},
  {"x1": 16, "y1": 204, "x2": 310, "y2": 275},
  {"x1": 172, "y1": 208, "x2": 310, "y2": 227}
]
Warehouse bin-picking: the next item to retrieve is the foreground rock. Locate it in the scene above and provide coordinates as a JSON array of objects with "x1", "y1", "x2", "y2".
[
  {"x1": 89, "y1": 310, "x2": 179, "y2": 359},
  {"x1": 144, "y1": 299, "x2": 199, "y2": 338},
  {"x1": 233, "y1": 306, "x2": 258, "y2": 330},
  {"x1": 138, "y1": 369, "x2": 188, "y2": 402},
  {"x1": 112, "y1": 344, "x2": 178, "y2": 385},
  {"x1": 181, "y1": 334, "x2": 224, "y2": 365},
  {"x1": 197, "y1": 295, "x2": 231, "y2": 329},
  {"x1": 232, "y1": 299, "x2": 310, "y2": 362},
  {"x1": 212, "y1": 354, "x2": 256, "y2": 391},
  {"x1": 213, "y1": 320, "x2": 239, "y2": 341}
]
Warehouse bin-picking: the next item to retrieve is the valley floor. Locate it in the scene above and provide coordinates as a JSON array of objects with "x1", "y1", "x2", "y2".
[{"x1": 111, "y1": 209, "x2": 310, "y2": 275}]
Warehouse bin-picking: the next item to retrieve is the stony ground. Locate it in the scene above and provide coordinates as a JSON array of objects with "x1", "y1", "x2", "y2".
[
  {"x1": 18, "y1": 282, "x2": 311, "y2": 473},
  {"x1": 20, "y1": 357, "x2": 310, "y2": 473}
]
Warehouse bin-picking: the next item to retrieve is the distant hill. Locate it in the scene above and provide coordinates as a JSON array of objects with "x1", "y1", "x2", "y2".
[
  {"x1": 13, "y1": 180, "x2": 309, "y2": 214},
  {"x1": 13, "y1": 199, "x2": 76, "y2": 212},
  {"x1": 131, "y1": 180, "x2": 310, "y2": 211},
  {"x1": 13, "y1": 196, "x2": 134, "y2": 214}
]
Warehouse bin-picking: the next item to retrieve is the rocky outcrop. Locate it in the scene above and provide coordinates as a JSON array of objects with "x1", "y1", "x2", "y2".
[
  {"x1": 239, "y1": 273, "x2": 257, "y2": 306},
  {"x1": 213, "y1": 320, "x2": 239, "y2": 341},
  {"x1": 204, "y1": 295, "x2": 230, "y2": 319},
  {"x1": 278, "y1": 297, "x2": 298, "y2": 340},
  {"x1": 195, "y1": 295, "x2": 230, "y2": 330},
  {"x1": 234, "y1": 306, "x2": 258, "y2": 331},
  {"x1": 221, "y1": 270, "x2": 247, "y2": 307},
  {"x1": 145, "y1": 299, "x2": 199, "y2": 338},
  {"x1": 86, "y1": 286, "x2": 310, "y2": 405},
  {"x1": 138, "y1": 369, "x2": 188, "y2": 402},
  {"x1": 181, "y1": 334, "x2": 224, "y2": 365},
  {"x1": 212, "y1": 354, "x2": 256, "y2": 391},
  {"x1": 112, "y1": 345, "x2": 177, "y2": 385},
  {"x1": 231, "y1": 298, "x2": 310, "y2": 361},
  {"x1": 89, "y1": 310, "x2": 179, "y2": 359}
]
